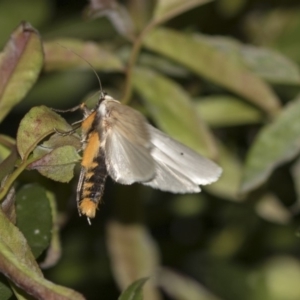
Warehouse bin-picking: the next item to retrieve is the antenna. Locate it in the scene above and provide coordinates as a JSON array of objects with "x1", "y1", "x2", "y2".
[{"x1": 56, "y1": 42, "x2": 104, "y2": 95}]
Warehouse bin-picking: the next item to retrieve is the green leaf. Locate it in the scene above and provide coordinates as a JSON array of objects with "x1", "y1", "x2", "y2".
[
  {"x1": 133, "y1": 67, "x2": 218, "y2": 158},
  {"x1": 143, "y1": 27, "x2": 281, "y2": 117},
  {"x1": 16, "y1": 184, "x2": 52, "y2": 258},
  {"x1": 241, "y1": 95, "x2": 300, "y2": 194},
  {"x1": 118, "y1": 277, "x2": 148, "y2": 300},
  {"x1": 255, "y1": 193, "x2": 291, "y2": 224},
  {"x1": 44, "y1": 39, "x2": 124, "y2": 72},
  {"x1": 0, "y1": 274, "x2": 13, "y2": 300},
  {"x1": 107, "y1": 221, "x2": 159, "y2": 298},
  {"x1": 0, "y1": 22, "x2": 43, "y2": 122},
  {"x1": 196, "y1": 96, "x2": 263, "y2": 127},
  {"x1": 153, "y1": 0, "x2": 213, "y2": 24},
  {"x1": 0, "y1": 206, "x2": 84, "y2": 299},
  {"x1": 16, "y1": 106, "x2": 73, "y2": 160},
  {"x1": 29, "y1": 145, "x2": 81, "y2": 183},
  {"x1": 39, "y1": 191, "x2": 62, "y2": 269}
]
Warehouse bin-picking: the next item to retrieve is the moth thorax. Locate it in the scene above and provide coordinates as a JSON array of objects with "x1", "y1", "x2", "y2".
[{"x1": 98, "y1": 101, "x2": 108, "y2": 117}]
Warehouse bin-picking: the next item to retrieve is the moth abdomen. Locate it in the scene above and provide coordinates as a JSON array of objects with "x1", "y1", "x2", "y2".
[{"x1": 79, "y1": 146, "x2": 108, "y2": 219}]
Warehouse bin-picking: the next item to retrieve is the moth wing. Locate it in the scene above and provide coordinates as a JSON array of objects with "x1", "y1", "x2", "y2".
[
  {"x1": 101, "y1": 99, "x2": 155, "y2": 184},
  {"x1": 143, "y1": 125, "x2": 222, "y2": 193}
]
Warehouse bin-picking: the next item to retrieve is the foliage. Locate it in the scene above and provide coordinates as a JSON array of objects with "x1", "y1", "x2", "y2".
[{"x1": 0, "y1": 0, "x2": 300, "y2": 299}]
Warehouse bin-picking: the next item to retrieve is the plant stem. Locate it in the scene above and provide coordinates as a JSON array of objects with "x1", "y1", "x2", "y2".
[
  {"x1": 0, "y1": 159, "x2": 31, "y2": 202},
  {"x1": 122, "y1": 21, "x2": 156, "y2": 105}
]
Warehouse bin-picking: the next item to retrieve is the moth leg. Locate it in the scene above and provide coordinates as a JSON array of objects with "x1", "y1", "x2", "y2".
[
  {"x1": 76, "y1": 168, "x2": 85, "y2": 216},
  {"x1": 52, "y1": 102, "x2": 92, "y2": 114},
  {"x1": 76, "y1": 169, "x2": 92, "y2": 225},
  {"x1": 53, "y1": 125, "x2": 80, "y2": 136},
  {"x1": 51, "y1": 103, "x2": 83, "y2": 113}
]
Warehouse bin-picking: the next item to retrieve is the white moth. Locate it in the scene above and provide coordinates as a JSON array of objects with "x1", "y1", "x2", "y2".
[{"x1": 76, "y1": 93, "x2": 222, "y2": 222}]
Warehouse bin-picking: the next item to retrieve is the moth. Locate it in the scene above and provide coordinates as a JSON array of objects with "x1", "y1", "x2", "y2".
[{"x1": 57, "y1": 92, "x2": 222, "y2": 224}]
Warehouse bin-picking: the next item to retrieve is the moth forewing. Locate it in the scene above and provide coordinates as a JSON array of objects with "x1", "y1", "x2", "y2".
[{"x1": 99, "y1": 98, "x2": 156, "y2": 185}]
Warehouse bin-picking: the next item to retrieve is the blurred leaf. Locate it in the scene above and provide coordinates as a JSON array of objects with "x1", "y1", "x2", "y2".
[
  {"x1": 127, "y1": 0, "x2": 154, "y2": 31},
  {"x1": 16, "y1": 184, "x2": 52, "y2": 258},
  {"x1": 158, "y1": 268, "x2": 222, "y2": 300},
  {"x1": 138, "y1": 53, "x2": 189, "y2": 77},
  {"x1": 241, "y1": 46, "x2": 300, "y2": 85},
  {"x1": 241, "y1": 95, "x2": 300, "y2": 194},
  {"x1": 85, "y1": 0, "x2": 135, "y2": 40},
  {"x1": 205, "y1": 142, "x2": 243, "y2": 201},
  {"x1": 0, "y1": 207, "x2": 84, "y2": 300},
  {"x1": 196, "y1": 96, "x2": 263, "y2": 127},
  {"x1": 244, "y1": 9, "x2": 293, "y2": 45},
  {"x1": 270, "y1": 10, "x2": 300, "y2": 65},
  {"x1": 0, "y1": 22, "x2": 43, "y2": 122},
  {"x1": 143, "y1": 27, "x2": 281, "y2": 117},
  {"x1": 16, "y1": 106, "x2": 73, "y2": 160},
  {"x1": 44, "y1": 39, "x2": 124, "y2": 72},
  {"x1": 246, "y1": 9, "x2": 300, "y2": 65},
  {"x1": 255, "y1": 193, "x2": 291, "y2": 225},
  {"x1": 259, "y1": 256, "x2": 300, "y2": 300},
  {"x1": 153, "y1": 0, "x2": 213, "y2": 24},
  {"x1": 118, "y1": 277, "x2": 148, "y2": 300},
  {"x1": 208, "y1": 226, "x2": 246, "y2": 258},
  {"x1": 205, "y1": 36, "x2": 300, "y2": 85},
  {"x1": 29, "y1": 145, "x2": 80, "y2": 183},
  {"x1": 133, "y1": 67, "x2": 218, "y2": 158},
  {"x1": 107, "y1": 220, "x2": 160, "y2": 300},
  {"x1": 0, "y1": 0, "x2": 52, "y2": 48},
  {"x1": 216, "y1": 0, "x2": 246, "y2": 18}
]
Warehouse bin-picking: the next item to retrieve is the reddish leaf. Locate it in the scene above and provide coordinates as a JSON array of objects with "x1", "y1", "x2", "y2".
[
  {"x1": 0, "y1": 22, "x2": 43, "y2": 122},
  {"x1": 16, "y1": 106, "x2": 73, "y2": 160},
  {"x1": 29, "y1": 145, "x2": 81, "y2": 183},
  {"x1": 0, "y1": 209, "x2": 84, "y2": 300}
]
